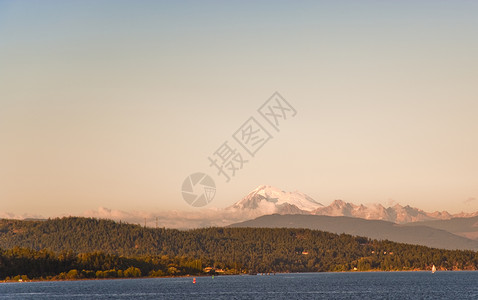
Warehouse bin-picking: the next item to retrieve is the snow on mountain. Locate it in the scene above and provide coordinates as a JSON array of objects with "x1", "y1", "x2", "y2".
[
  {"x1": 449, "y1": 211, "x2": 478, "y2": 219},
  {"x1": 313, "y1": 201, "x2": 454, "y2": 223},
  {"x1": 76, "y1": 185, "x2": 478, "y2": 228},
  {"x1": 230, "y1": 185, "x2": 472, "y2": 224},
  {"x1": 230, "y1": 185, "x2": 323, "y2": 214},
  {"x1": 313, "y1": 200, "x2": 359, "y2": 217}
]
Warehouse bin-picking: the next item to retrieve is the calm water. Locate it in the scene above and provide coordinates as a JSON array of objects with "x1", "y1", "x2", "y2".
[{"x1": 1, "y1": 272, "x2": 478, "y2": 299}]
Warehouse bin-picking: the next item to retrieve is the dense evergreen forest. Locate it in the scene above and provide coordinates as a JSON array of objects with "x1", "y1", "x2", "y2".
[{"x1": 1, "y1": 217, "x2": 478, "y2": 280}]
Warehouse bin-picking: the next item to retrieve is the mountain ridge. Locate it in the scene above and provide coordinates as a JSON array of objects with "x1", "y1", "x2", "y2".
[
  {"x1": 230, "y1": 185, "x2": 478, "y2": 224},
  {"x1": 229, "y1": 214, "x2": 478, "y2": 251}
]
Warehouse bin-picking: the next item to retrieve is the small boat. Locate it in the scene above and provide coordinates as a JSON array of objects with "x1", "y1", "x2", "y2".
[{"x1": 432, "y1": 265, "x2": 436, "y2": 273}]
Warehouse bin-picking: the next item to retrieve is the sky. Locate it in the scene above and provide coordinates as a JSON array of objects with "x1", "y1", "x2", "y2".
[{"x1": 0, "y1": 0, "x2": 477, "y2": 218}]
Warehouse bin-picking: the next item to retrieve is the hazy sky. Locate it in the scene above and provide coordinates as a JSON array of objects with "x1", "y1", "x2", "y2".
[{"x1": 1, "y1": 0, "x2": 477, "y2": 217}]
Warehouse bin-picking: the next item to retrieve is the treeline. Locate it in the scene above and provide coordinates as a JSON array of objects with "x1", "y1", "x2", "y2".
[
  {"x1": 1, "y1": 217, "x2": 478, "y2": 280},
  {"x1": 0, "y1": 247, "x2": 205, "y2": 281}
]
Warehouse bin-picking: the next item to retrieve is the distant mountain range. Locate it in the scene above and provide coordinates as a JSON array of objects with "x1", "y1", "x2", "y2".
[
  {"x1": 225, "y1": 185, "x2": 478, "y2": 250},
  {"x1": 231, "y1": 185, "x2": 478, "y2": 224},
  {"x1": 229, "y1": 214, "x2": 478, "y2": 251},
  {"x1": 2, "y1": 185, "x2": 478, "y2": 251},
  {"x1": 404, "y1": 216, "x2": 478, "y2": 241}
]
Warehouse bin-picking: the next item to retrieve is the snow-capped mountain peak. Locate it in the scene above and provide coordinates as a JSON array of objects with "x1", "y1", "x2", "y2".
[
  {"x1": 228, "y1": 185, "x2": 477, "y2": 224},
  {"x1": 231, "y1": 185, "x2": 323, "y2": 212}
]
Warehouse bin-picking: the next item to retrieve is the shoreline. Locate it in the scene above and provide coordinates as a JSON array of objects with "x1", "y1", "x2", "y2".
[{"x1": 2, "y1": 268, "x2": 475, "y2": 283}]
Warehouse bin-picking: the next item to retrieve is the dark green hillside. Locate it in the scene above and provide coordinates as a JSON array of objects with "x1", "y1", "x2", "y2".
[{"x1": 1, "y1": 217, "x2": 478, "y2": 280}]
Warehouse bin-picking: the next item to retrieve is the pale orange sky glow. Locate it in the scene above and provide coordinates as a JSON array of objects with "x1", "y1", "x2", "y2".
[{"x1": 1, "y1": 1, "x2": 477, "y2": 218}]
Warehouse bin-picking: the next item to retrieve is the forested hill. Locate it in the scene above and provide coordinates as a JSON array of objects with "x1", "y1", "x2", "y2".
[{"x1": 1, "y1": 217, "x2": 478, "y2": 275}]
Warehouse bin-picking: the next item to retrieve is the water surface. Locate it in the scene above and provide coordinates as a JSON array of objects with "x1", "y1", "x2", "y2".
[{"x1": 1, "y1": 271, "x2": 477, "y2": 299}]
